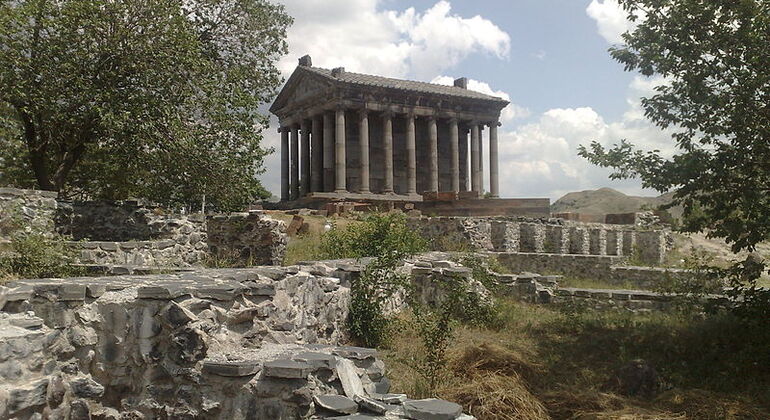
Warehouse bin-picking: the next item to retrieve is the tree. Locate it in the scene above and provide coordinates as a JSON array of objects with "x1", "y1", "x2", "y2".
[
  {"x1": 579, "y1": 0, "x2": 769, "y2": 316},
  {"x1": 0, "y1": 0, "x2": 291, "y2": 210}
]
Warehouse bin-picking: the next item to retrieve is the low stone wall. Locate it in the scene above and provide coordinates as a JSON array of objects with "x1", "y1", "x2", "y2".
[
  {"x1": 495, "y1": 252, "x2": 625, "y2": 279},
  {"x1": 56, "y1": 199, "x2": 206, "y2": 242},
  {"x1": 207, "y1": 212, "x2": 288, "y2": 266},
  {"x1": 0, "y1": 256, "x2": 480, "y2": 418},
  {"x1": 495, "y1": 252, "x2": 692, "y2": 289},
  {"x1": 611, "y1": 266, "x2": 692, "y2": 289},
  {"x1": 492, "y1": 271, "x2": 727, "y2": 312},
  {"x1": 73, "y1": 238, "x2": 209, "y2": 267},
  {"x1": 0, "y1": 187, "x2": 58, "y2": 237},
  {"x1": 408, "y1": 216, "x2": 671, "y2": 265}
]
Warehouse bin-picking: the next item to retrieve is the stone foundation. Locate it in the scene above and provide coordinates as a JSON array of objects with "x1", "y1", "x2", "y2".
[
  {"x1": 0, "y1": 256, "x2": 480, "y2": 419},
  {"x1": 0, "y1": 187, "x2": 57, "y2": 237}
]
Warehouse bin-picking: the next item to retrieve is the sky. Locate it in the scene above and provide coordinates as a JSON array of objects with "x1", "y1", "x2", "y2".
[{"x1": 260, "y1": 0, "x2": 673, "y2": 201}]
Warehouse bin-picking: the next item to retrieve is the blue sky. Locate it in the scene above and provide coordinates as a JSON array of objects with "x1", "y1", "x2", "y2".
[{"x1": 263, "y1": 0, "x2": 671, "y2": 201}]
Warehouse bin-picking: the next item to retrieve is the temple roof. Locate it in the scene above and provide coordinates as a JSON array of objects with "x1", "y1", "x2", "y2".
[
  {"x1": 270, "y1": 57, "x2": 509, "y2": 116},
  {"x1": 301, "y1": 66, "x2": 509, "y2": 103}
]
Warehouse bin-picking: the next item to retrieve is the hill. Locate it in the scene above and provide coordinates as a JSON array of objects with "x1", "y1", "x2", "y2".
[{"x1": 551, "y1": 187, "x2": 675, "y2": 216}]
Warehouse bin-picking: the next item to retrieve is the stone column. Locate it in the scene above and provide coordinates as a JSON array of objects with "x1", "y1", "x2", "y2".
[
  {"x1": 479, "y1": 125, "x2": 484, "y2": 193},
  {"x1": 428, "y1": 116, "x2": 438, "y2": 192},
  {"x1": 359, "y1": 110, "x2": 370, "y2": 193},
  {"x1": 383, "y1": 112, "x2": 394, "y2": 193},
  {"x1": 406, "y1": 113, "x2": 417, "y2": 195},
  {"x1": 290, "y1": 124, "x2": 300, "y2": 200},
  {"x1": 323, "y1": 112, "x2": 334, "y2": 192},
  {"x1": 334, "y1": 107, "x2": 346, "y2": 193},
  {"x1": 461, "y1": 127, "x2": 470, "y2": 191},
  {"x1": 449, "y1": 118, "x2": 460, "y2": 193},
  {"x1": 300, "y1": 119, "x2": 310, "y2": 196},
  {"x1": 489, "y1": 121, "x2": 499, "y2": 198},
  {"x1": 311, "y1": 116, "x2": 322, "y2": 192},
  {"x1": 280, "y1": 127, "x2": 289, "y2": 201},
  {"x1": 470, "y1": 123, "x2": 480, "y2": 193}
]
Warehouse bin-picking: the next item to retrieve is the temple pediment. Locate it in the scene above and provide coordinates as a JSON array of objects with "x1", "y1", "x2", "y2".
[{"x1": 269, "y1": 69, "x2": 333, "y2": 115}]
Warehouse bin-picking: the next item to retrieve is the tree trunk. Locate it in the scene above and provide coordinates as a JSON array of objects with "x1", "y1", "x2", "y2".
[{"x1": 18, "y1": 108, "x2": 55, "y2": 191}]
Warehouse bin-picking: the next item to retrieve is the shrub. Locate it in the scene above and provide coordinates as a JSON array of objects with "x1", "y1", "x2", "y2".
[
  {"x1": 327, "y1": 213, "x2": 427, "y2": 347},
  {"x1": 320, "y1": 212, "x2": 426, "y2": 260},
  {"x1": 0, "y1": 232, "x2": 83, "y2": 280}
]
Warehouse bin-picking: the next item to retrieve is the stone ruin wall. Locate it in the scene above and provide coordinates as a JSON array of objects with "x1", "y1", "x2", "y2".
[
  {"x1": 407, "y1": 216, "x2": 672, "y2": 266},
  {"x1": 0, "y1": 188, "x2": 288, "y2": 269},
  {"x1": 0, "y1": 188, "x2": 58, "y2": 239},
  {"x1": 0, "y1": 256, "x2": 479, "y2": 419}
]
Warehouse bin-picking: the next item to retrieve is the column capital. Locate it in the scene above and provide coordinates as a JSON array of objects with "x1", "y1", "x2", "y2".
[
  {"x1": 448, "y1": 117, "x2": 459, "y2": 124},
  {"x1": 358, "y1": 108, "x2": 369, "y2": 117},
  {"x1": 381, "y1": 109, "x2": 394, "y2": 119}
]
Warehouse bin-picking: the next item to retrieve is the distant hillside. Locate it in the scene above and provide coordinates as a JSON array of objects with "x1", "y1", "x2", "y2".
[{"x1": 551, "y1": 187, "x2": 677, "y2": 216}]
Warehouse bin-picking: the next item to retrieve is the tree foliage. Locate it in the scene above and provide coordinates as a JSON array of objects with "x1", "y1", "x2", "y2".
[
  {"x1": 0, "y1": 0, "x2": 291, "y2": 210},
  {"x1": 578, "y1": 0, "x2": 769, "y2": 313}
]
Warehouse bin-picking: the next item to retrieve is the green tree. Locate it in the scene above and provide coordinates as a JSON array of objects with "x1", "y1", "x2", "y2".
[
  {"x1": 0, "y1": 0, "x2": 291, "y2": 210},
  {"x1": 579, "y1": 0, "x2": 769, "y2": 317}
]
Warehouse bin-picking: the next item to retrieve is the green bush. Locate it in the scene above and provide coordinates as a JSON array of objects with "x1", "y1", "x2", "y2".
[
  {"x1": 320, "y1": 212, "x2": 427, "y2": 260},
  {"x1": 325, "y1": 213, "x2": 427, "y2": 347},
  {"x1": 0, "y1": 232, "x2": 83, "y2": 280}
]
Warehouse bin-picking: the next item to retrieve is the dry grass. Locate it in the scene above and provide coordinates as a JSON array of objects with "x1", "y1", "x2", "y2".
[{"x1": 381, "y1": 299, "x2": 770, "y2": 420}]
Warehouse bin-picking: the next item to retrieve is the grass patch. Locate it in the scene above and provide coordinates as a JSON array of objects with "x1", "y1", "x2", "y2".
[{"x1": 382, "y1": 298, "x2": 770, "y2": 419}]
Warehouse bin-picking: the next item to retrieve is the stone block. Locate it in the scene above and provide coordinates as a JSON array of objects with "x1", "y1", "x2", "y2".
[
  {"x1": 202, "y1": 360, "x2": 260, "y2": 377},
  {"x1": 314, "y1": 394, "x2": 358, "y2": 415},
  {"x1": 354, "y1": 394, "x2": 389, "y2": 414},
  {"x1": 263, "y1": 359, "x2": 313, "y2": 379},
  {"x1": 6, "y1": 379, "x2": 49, "y2": 416},
  {"x1": 403, "y1": 398, "x2": 462, "y2": 420},
  {"x1": 293, "y1": 352, "x2": 337, "y2": 369},
  {"x1": 287, "y1": 215, "x2": 305, "y2": 236}
]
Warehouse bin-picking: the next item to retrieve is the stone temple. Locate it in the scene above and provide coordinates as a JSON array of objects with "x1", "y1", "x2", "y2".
[{"x1": 270, "y1": 55, "x2": 509, "y2": 203}]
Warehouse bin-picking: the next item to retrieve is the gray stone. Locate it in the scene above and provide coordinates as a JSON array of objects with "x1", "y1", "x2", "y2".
[
  {"x1": 314, "y1": 394, "x2": 358, "y2": 414},
  {"x1": 293, "y1": 351, "x2": 337, "y2": 369},
  {"x1": 164, "y1": 301, "x2": 198, "y2": 327},
  {"x1": 402, "y1": 398, "x2": 463, "y2": 420},
  {"x1": 336, "y1": 358, "x2": 365, "y2": 398},
  {"x1": 372, "y1": 377, "x2": 391, "y2": 394},
  {"x1": 6, "y1": 379, "x2": 48, "y2": 415},
  {"x1": 8, "y1": 315, "x2": 44, "y2": 330},
  {"x1": 70, "y1": 376, "x2": 105, "y2": 398},
  {"x1": 354, "y1": 395, "x2": 389, "y2": 415},
  {"x1": 202, "y1": 360, "x2": 260, "y2": 377},
  {"x1": 371, "y1": 393, "x2": 407, "y2": 404},
  {"x1": 326, "y1": 415, "x2": 385, "y2": 420},
  {"x1": 333, "y1": 346, "x2": 377, "y2": 360},
  {"x1": 263, "y1": 359, "x2": 313, "y2": 379}
]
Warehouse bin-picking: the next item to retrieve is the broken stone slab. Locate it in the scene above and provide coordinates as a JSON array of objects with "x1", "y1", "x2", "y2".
[
  {"x1": 293, "y1": 351, "x2": 337, "y2": 369},
  {"x1": 163, "y1": 301, "x2": 198, "y2": 327},
  {"x1": 333, "y1": 346, "x2": 377, "y2": 360},
  {"x1": 325, "y1": 415, "x2": 386, "y2": 420},
  {"x1": 86, "y1": 284, "x2": 106, "y2": 298},
  {"x1": 336, "y1": 358, "x2": 365, "y2": 398},
  {"x1": 370, "y1": 393, "x2": 407, "y2": 404},
  {"x1": 402, "y1": 398, "x2": 463, "y2": 420},
  {"x1": 354, "y1": 395, "x2": 389, "y2": 415},
  {"x1": 314, "y1": 394, "x2": 358, "y2": 415},
  {"x1": 8, "y1": 314, "x2": 44, "y2": 330},
  {"x1": 32, "y1": 283, "x2": 86, "y2": 301},
  {"x1": 201, "y1": 360, "x2": 260, "y2": 377},
  {"x1": 372, "y1": 377, "x2": 391, "y2": 394},
  {"x1": 263, "y1": 359, "x2": 313, "y2": 379},
  {"x1": 137, "y1": 284, "x2": 191, "y2": 299}
]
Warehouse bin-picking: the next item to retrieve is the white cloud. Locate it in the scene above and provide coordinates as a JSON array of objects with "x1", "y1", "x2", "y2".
[
  {"x1": 430, "y1": 75, "x2": 531, "y2": 123},
  {"x1": 495, "y1": 79, "x2": 674, "y2": 200},
  {"x1": 585, "y1": 0, "x2": 635, "y2": 44},
  {"x1": 276, "y1": 0, "x2": 510, "y2": 79}
]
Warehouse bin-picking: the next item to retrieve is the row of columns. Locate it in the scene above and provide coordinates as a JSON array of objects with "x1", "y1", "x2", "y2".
[{"x1": 280, "y1": 108, "x2": 500, "y2": 201}]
